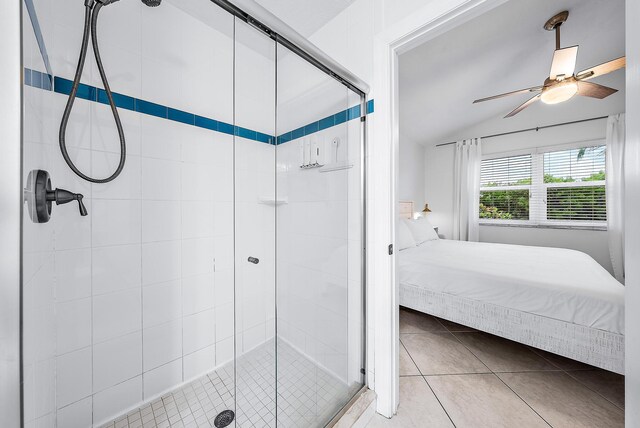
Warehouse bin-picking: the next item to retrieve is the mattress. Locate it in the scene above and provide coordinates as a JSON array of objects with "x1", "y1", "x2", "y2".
[{"x1": 398, "y1": 240, "x2": 625, "y2": 335}]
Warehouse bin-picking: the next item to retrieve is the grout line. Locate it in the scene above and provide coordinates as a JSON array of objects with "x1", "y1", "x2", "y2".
[
  {"x1": 422, "y1": 377, "x2": 457, "y2": 428},
  {"x1": 448, "y1": 329, "x2": 553, "y2": 427},
  {"x1": 399, "y1": 338, "x2": 421, "y2": 377},
  {"x1": 562, "y1": 370, "x2": 625, "y2": 411},
  {"x1": 400, "y1": 338, "x2": 457, "y2": 427},
  {"x1": 493, "y1": 374, "x2": 554, "y2": 427}
]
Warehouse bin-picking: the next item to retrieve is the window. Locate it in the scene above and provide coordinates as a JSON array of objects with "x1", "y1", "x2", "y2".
[
  {"x1": 480, "y1": 154, "x2": 531, "y2": 220},
  {"x1": 543, "y1": 146, "x2": 606, "y2": 222},
  {"x1": 480, "y1": 144, "x2": 606, "y2": 227}
]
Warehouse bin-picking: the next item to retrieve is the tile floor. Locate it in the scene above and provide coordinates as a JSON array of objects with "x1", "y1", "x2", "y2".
[
  {"x1": 102, "y1": 339, "x2": 356, "y2": 428},
  {"x1": 367, "y1": 307, "x2": 625, "y2": 428}
]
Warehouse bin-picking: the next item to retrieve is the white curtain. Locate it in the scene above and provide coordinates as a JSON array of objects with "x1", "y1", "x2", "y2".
[
  {"x1": 606, "y1": 114, "x2": 625, "y2": 283},
  {"x1": 453, "y1": 138, "x2": 482, "y2": 241}
]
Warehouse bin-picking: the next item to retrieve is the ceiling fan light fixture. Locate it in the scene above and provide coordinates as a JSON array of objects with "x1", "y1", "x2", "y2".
[{"x1": 540, "y1": 81, "x2": 578, "y2": 105}]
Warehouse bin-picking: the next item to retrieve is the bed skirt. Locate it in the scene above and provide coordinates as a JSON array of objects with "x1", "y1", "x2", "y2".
[{"x1": 400, "y1": 282, "x2": 625, "y2": 374}]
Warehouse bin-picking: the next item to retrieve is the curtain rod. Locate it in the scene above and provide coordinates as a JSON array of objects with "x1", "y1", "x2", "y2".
[{"x1": 435, "y1": 115, "x2": 609, "y2": 147}]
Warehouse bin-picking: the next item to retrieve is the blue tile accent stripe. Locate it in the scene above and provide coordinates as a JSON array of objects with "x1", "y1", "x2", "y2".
[
  {"x1": 23, "y1": 67, "x2": 373, "y2": 145},
  {"x1": 275, "y1": 101, "x2": 375, "y2": 145},
  {"x1": 24, "y1": 69, "x2": 53, "y2": 91}
]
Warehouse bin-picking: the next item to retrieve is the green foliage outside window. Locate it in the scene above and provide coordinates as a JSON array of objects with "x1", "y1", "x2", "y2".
[
  {"x1": 544, "y1": 171, "x2": 605, "y2": 183},
  {"x1": 546, "y1": 186, "x2": 606, "y2": 221},
  {"x1": 479, "y1": 190, "x2": 529, "y2": 220}
]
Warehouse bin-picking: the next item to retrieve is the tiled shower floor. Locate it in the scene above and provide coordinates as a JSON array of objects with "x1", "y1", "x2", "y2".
[{"x1": 102, "y1": 340, "x2": 356, "y2": 428}]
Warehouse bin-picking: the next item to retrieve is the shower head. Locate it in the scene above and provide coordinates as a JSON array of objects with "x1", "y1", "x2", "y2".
[{"x1": 141, "y1": 0, "x2": 162, "y2": 6}]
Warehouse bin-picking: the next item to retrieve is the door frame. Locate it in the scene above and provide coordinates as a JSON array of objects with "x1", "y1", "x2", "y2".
[
  {"x1": 371, "y1": 0, "x2": 510, "y2": 416},
  {"x1": 371, "y1": 0, "x2": 640, "y2": 421}
]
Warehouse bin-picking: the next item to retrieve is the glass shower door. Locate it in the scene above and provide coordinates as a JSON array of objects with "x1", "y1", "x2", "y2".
[
  {"x1": 275, "y1": 42, "x2": 365, "y2": 427},
  {"x1": 233, "y1": 17, "x2": 277, "y2": 428},
  {"x1": 20, "y1": 0, "x2": 364, "y2": 425}
]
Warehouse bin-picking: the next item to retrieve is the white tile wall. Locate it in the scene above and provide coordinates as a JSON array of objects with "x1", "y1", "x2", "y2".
[
  {"x1": 56, "y1": 298, "x2": 92, "y2": 355},
  {"x1": 55, "y1": 248, "x2": 92, "y2": 301},
  {"x1": 90, "y1": 105, "x2": 142, "y2": 156},
  {"x1": 142, "y1": 157, "x2": 182, "y2": 201},
  {"x1": 183, "y1": 309, "x2": 216, "y2": 355},
  {"x1": 91, "y1": 152, "x2": 142, "y2": 200},
  {"x1": 276, "y1": 118, "x2": 363, "y2": 385},
  {"x1": 93, "y1": 289, "x2": 142, "y2": 344},
  {"x1": 183, "y1": 344, "x2": 216, "y2": 381},
  {"x1": 142, "y1": 201, "x2": 182, "y2": 242},
  {"x1": 142, "y1": 359, "x2": 183, "y2": 400},
  {"x1": 142, "y1": 280, "x2": 182, "y2": 328},
  {"x1": 93, "y1": 376, "x2": 143, "y2": 426},
  {"x1": 142, "y1": 240, "x2": 182, "y2": 285},
  {"x1": 182, "y1": 273, "x2": 215, "y2": 315},
  {"x1": 92, "y1": 244, "x2": 142, "y2": 295},
  {"x1": 143, "y1": 319, "x2": 183, "y2": 371},
  {"x1": 56, "y1": 348, "x2": 92, "y2": 408},
  {"x1": 56, "y1": 396, "x2": 93, "y2": 428},
  {"x1": 91, "y1": 199, "x2": 142, "y2": 247},
  {"x1": 93, "y1": 332, "x2": 143, "y2": 392}
]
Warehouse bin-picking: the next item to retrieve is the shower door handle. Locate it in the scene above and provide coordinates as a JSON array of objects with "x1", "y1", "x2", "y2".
[{"x1": 248, "y1": 257, "x2": 259, "y2": 265}]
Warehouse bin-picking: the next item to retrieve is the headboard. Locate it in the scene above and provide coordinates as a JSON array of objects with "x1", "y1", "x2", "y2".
[{"x1": 399, "y1": 201, "x2": 414, "y2": 220}]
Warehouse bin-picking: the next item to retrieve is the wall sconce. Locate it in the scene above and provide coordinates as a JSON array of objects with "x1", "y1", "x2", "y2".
[{"x1": 422, "y1": 203, "x2": 432, "y2": 214}]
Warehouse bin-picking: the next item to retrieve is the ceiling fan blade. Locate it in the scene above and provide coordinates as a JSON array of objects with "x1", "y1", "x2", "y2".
[
  {"x1": 576, "y1": 56, "x2": 626, "y2": 80},
  {"x1": 504, "y1": 94, "x2": 540, "y2": 118},
  {"x1": 549, "y1": 46, "x2": 579, "y2": 80},
  {"x1": 473, "y1": 86, "x2": 542, "y2": 104},
  {"x1": 577, "y1": 81, "x2": 618, "y2": 99}
]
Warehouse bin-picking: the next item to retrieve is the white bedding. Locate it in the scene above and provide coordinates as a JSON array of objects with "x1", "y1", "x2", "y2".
[{"x1": 399, "y1": 240, "x2": 625, "y2": 335}]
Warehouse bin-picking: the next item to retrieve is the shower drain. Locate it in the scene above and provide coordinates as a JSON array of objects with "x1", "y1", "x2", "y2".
[{"x1": 214, "y1": 410, "x2": 235, "y2": 428}]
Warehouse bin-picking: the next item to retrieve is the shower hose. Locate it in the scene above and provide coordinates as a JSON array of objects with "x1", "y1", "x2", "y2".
[{"x1": 59, "y1": 0, "x2": 125, "y2": 183}]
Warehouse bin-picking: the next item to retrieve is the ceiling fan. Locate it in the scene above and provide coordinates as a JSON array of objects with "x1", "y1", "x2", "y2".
[{"x1": 473, "y1": 10, "x2": 626, "y2": 118}]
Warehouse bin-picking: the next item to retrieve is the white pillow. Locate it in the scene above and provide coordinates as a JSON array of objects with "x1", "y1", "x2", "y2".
[
  {"x1": 403, "y1": 218, "x2": 439, "y2": 244},
  {"x1": 396, "y1": 220, "x2": 417, "y2": 250}
]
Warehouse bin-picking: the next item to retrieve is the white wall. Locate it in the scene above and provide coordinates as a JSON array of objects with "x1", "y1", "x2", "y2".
[
  {"x1": 398, "y1": 133, "x2": 426, "y2": 212},
  {"x1": 423, "y1": 119, "x2": 614, "y2": 274},
  {"x1": 424, "y1": 144, "x2": 456, "y2": 238}
]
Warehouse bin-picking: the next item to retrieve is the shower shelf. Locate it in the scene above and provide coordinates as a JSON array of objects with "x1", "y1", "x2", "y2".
[
  {"x1": 258, "y1": 197, "x2": 288, "y2": 206},
  {"x1": 320, "y1": 161, "x2": 353, "y2": 173}
]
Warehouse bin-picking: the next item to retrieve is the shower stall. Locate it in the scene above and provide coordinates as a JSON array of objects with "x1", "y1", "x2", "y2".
[{"x1": 13, "y1": 0, "x2": 367, "y2": 426}]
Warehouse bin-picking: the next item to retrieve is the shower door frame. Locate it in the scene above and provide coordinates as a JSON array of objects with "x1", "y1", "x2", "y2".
[
  {"x1": 216, "y1": 0, "x2": 371, "y2": 417},
  {"x1": 0, "y1": 0, "x2": 23, "y2": 426},
  {"x1": 3, "y1": 0, "x2": 369, "y2": 425}
]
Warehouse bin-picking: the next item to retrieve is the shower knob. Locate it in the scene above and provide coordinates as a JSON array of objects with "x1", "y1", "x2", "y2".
[{"x1": 24, "y1": 169, "x2": 88, "y2": 224}]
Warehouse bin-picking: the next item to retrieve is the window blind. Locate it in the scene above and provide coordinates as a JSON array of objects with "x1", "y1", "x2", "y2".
[
  {"x1": 479, "y1": 144, "x2": 606, "y2": 226},
  {"x1": 543, "y1": 146, "x2": 606, "y2": 183},
  {"x1": 480, "y1": 154, "x2": 532, "y2": 187},
  {"x1": 540, "y1": 145, "x2": 606, "y2": 223}
]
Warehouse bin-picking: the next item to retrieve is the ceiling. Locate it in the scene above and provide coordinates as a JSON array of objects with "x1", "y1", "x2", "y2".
[
  {"x1": 399, "y1": 0, "x2": 625, "y2": 146},
  {"x1": 253, "y1": 0, "x2": 356, "y2": 37}
]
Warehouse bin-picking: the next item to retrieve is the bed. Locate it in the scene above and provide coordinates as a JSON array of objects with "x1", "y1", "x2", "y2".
[{"x1": 398, "y1": 203, "x2": 625, "y2": 374}]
